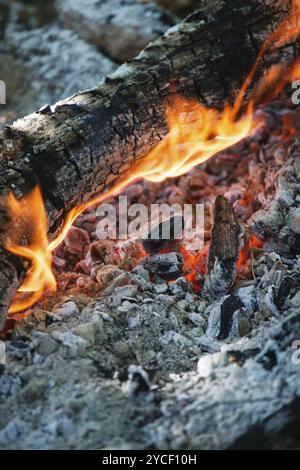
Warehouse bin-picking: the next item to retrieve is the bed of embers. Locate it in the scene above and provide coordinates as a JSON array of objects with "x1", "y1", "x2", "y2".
[
  {"x1": 0, "y1": 98, "x2": 300, "y2": 450},
  {"x1": 7, "y1": 98, "x2": 300, "y2": 325}
]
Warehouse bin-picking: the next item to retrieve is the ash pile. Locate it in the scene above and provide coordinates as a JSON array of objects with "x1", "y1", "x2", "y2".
[{"x1": 1, "y1": 97, "x2": 300, "y2": 449}]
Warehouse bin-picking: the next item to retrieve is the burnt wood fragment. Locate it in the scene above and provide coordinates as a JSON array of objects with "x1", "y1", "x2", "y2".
[
  {"x1": 206, "y1": 294, "x2": 245, "y2": 339},
  {"x1": 274, "y1": 273, "x2": 300, "y2": 310},
  {"x1": 204, "y1": 195, "x2": 242, "y2": 299},
  {"x1": 142, "y1": 252, "x2": 183, "y2": 280},
  {"x1": 141, "y1": 215, "x2": 184, "y2": 254}
]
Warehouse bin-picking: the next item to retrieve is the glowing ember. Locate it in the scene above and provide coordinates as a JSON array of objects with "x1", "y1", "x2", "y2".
[
  {"x1": 5, "y1": 0, "x2": 300, "y2": 313},
  {"x1": 179, "y1": 244, "x2": 208, "y2": 290},
  {"x1": 237, "y1": 233, "x2": 264, "y2": 276}
]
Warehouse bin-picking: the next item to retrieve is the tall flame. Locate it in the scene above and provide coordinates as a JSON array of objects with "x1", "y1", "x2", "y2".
[
  {"x1": 5, "y1": 186, "x2": 56, "y2": 313},
  {"x1": 5, "y1": 0, "x2": 300, "y2": 313}
]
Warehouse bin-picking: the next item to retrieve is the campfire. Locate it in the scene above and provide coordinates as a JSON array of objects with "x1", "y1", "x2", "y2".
[
  {"x1": 0, "y1": 0, "x2": 300, "y2": 452},
  {"x1": 3, "y1": 0, "x2": 300, "y2": 318}
]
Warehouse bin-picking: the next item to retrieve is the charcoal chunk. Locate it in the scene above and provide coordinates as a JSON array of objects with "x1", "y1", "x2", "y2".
[{"x1": 141, "y1": 252, "x2": 183, "y2": 280}]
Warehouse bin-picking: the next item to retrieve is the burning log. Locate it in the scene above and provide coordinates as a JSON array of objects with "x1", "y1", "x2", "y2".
[
  {"x1": 204, "y1": 195, "x2": 242, "y2": 299},
  {"x1": 0, "y1": 0, "x2": 298, "y2": 327}
]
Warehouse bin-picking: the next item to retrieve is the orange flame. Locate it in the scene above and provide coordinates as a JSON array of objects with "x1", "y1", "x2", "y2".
[
  {"x1": 48, "y1": 97, "x2": 253, "y2": 253},
  {"x1": 5, "y1": 186, "x2": 56, "y2": 313},
  {"x1": 5, "y1": 0, "x2": 300, "y2": 313}
]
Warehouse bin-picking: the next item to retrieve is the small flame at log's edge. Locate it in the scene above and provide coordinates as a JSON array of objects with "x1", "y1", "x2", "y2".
[{"x1": 5, "y1": 0, "x2": 300, "y2": 313}]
